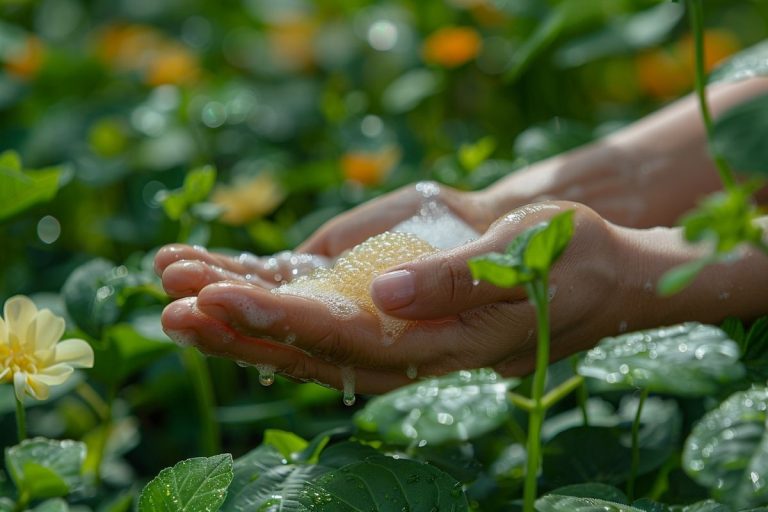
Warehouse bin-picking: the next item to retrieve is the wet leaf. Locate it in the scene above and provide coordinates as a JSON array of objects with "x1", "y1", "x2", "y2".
[
  {"x1": 0, "y1": 150, "x2": 62, "y2": 222},
  {"x1": 578, "y1": 323, "x2": 745, "y2": 396},
  {"x1": 712, "y1": 93, "x2": 768, "y2": 175},
  {"x1": 156, "y1": 165, "x2": 217, "y2": 221},
  {"x1": 138, "y1": 454, "x2": 233, "y2": 512},
  {"x1": 710, "y1": 40, "x2": 768, "y2": 84},
  {"x1": 354, "y1": 369, "x2": 518, "y2": 446},
  {"x1": 657, "y1": 258, "x2": 709, "y2": 296},
  {"x1": 682, "y1": 385, "x2": 768, "y2": 509},
  {"x1": 5, "y1": 438, "x2": 86, "y2": 501},
  {"x1": 535, "y1": 494, "x2": 644, "y2": 511},
  {"x1": 547, "y1": 483, "x2": 629, "y2": 504},
  {"x1": 263, "y1": 430, "x2": 309, "y2": 462},
  {"x1": 298, "y1": 456, "x2": 469, "y2": 511}
]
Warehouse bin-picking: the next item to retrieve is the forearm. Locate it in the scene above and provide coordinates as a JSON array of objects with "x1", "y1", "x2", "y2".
[
  {"x1": 617, "y1": 216, "x2": 768, "y2": 329},
  {"x1": 485, "y1": 77, "x2": 768, "y2": 228}
]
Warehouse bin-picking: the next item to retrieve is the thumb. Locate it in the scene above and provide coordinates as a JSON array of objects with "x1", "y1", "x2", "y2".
[{"x1": 369, "y1": 231, "x2": 526, "y2": 320}]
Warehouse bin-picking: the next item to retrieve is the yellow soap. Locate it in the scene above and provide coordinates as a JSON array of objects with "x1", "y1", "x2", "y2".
[{"x1": 274, "y1": 231, "x2": 438, "y2": 342}]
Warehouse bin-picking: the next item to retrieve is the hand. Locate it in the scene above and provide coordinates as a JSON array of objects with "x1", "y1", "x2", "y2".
[{"x1": 160, "y1": 201, "x2": 633, "y2": 393}]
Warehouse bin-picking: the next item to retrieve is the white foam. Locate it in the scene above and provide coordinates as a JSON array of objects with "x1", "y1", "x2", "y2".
[{"x1": 393, "y1": 200, "x2": 479, "y2": 249}]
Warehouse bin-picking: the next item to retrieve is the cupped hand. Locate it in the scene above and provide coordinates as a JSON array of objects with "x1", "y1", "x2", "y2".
[{"x1": 161, "y1": 201, "x2": 634, "y2": 394}]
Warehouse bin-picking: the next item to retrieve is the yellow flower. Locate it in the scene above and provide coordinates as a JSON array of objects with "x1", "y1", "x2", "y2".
[
  {"x1": 0, "y1": 296, "x2": 94, "y2": 402},
  {"x1": 341, "y1": 145, "x2": 401, "y2": 186},
  {"x1": 422, "y1": 27, "x2": 482, "y2": 68},
  {"x1": 211, "y1": 173, "x2": 286, "y2": 226}
]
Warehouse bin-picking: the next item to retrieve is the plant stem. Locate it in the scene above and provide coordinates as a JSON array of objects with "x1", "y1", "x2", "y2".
[
  {"x1": 571, "y1": 355, "x2": 590, "y2": 426},
  {"x1": 15, "y1": 396, "x2": 26, "y2": 442},
  {"x1": 627, "y1": 388, "x2": 649, "y2": 501},
  {"x1": 541, "y1": 375, "x2": 583, "y2": 410},
  {"x1": 509, "y1": 392, "x2": 535, "y2": 411},
  {"x1": 686, "y1": 0, "x2": 735, "y2": 190},
  {"x1": 90, "y1": 384, "x2": 116, "y2": 486},
  {"x1": 181, "y1": 348, "x2": 221, "y2": 455},
  {"x1": 523, "y1": 277, "x2": 550, "y2": 512}
]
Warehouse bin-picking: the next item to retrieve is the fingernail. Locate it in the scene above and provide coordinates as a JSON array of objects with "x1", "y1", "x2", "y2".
[{"x1": 371, "y1": 270, "x2": 415, "y2": 310}]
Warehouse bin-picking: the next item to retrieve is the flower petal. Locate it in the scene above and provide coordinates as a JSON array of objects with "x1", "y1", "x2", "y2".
[
  {"x1": 26, "y1": 375, "x2": 50, "y2": 400},
  {"x1": 13, "y1": 371, "x2": 27, "y2": 401},
  {"x1": 27, "y1": 309, "x2": 65, "y2": 351},
  {"x1": 0, "y1": 317, "x2": 7, "y2": 345},
  {"x1": 4, "y1": 296, "x2": 37, "y2": 341},
  {"x1": 0, "y1": 367, "x2": 9, "y2": 382},
  {"x1": 54, "y1": 339, "x2": 95, "y2": 368},
  {"x1": 35, "y1": 364, "x2": 74, "y2": 386}
]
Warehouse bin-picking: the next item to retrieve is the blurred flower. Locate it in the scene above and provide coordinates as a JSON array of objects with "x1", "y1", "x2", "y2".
[
  {"x1": 3, "y1": 35, "x2": 45, "y2": 80},
  {"x1": 212, "y1": 173, "x2": 286, "y2": 225},
  {"x1": 0, "y1": 296, "x2": 94, "y2": 402},
  {"x1": 636, "y1": 29, "x2": 740, "y2": 99},
  {"x1": 96, "y1": 24, "x2": 200, "y2": 86},
  {"x1": 422, "y1": 27, "x2": 482, "y2": 68},
  {"x1": 341, "y1": 145, "x2": 401, "y2": 186},
  {"x1": 267, "y1": 16, "x2": 318, "y2": 72}
]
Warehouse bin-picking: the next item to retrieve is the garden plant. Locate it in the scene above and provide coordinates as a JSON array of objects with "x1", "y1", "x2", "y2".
[{"x1": 1, "y1": 0, "x2": 768, "y2": 511}]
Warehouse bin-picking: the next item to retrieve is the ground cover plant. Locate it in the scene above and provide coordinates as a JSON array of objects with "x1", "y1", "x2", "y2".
[{"x1": 1, "y1": 0, "x2": 768, "y2": 510}]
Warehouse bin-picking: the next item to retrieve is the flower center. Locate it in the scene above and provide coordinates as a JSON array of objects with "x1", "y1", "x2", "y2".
[{"x1": 2, "y1": 345, "x2": 39, "y2": 376}]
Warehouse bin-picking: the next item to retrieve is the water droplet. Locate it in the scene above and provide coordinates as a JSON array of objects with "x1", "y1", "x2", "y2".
[
  {"x1": 406, "y1": 364, "x2": 418, "y2": 379},
  {"x1": 255, "y1": 364, "x2": 276, "y2": 386},
  {"x1": 618, "y1": 320, "x2": 628, "y2": 333},
  {"x1": 472, "y1": 279, "x2": 480, "y2": 286},
  {"x1": 341, "y1": 366, "x2": 356, "y2": 406}
]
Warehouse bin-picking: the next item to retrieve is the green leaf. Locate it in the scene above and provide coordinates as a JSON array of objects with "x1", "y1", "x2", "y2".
[
  {"x1": 298, "y1": 456, "x2": 469, "y2": 511},
  {"x1": 578, "y1": 323, "x2": 745, "y2": 396},
  {"x1": 514, "y1": 119, "x2": 593, "y2": 163},
  {"x1": 468, "y1": 252, "x2": 530, "y2": 288},
  {"x1": 524, "y1": 210, "x2": 575, "y2": 273},
  {"x1": 669, "y1": 501, "x2": 731, "y2": 512},
  {"x1": 710, "y1": 40, "x2": 768, "y2": 84},
  {"x1": 138, "y1": 454, "x2": 233, "y2": 512},
  {"x1": 631, "y1": 498, "x2": 668, "y2": 512},
  {"x1": 657, "y1": 258, "x2": 709, "y2": 296},
  {"x1": 548, "y1": 483, "x2": 629, "y2": 504},
  {"x1": 354, "y1": 369, "x2": 518, "y2": 446},
  {"x1": 263, "y1": 430, "x2": 309, "y2": 462},
  {"x1": 5, "y1": 438, "x2": 86, "y2": 501},
  {"x1": 31, "y1": 499, "x2": 69, "y2": 512},
  {"x1": 0, "y1": 150, "x2": 62, "y2": 222},
  {"x1": 382, "y1": 69, "x2": 441, "y2": 114},
  {"x1": 61, "y1": 258, "x2": 121, "y2": 339},
  {"x1": 535, "y1": 495, "x2": 644, "y2": 512},
  {"x1": 157, "y1": 165, "x2": 217, "y2": 221},
  {"x1": 222, "y1": 441, "x2": 378, "y2": 511},
  {"x1": 0, "y1": 498, "x2": 13, "y2": 512},
  {"x1": 682, "y1": 385, "x2": 768, "y2": 509},
  {"x1": 459, "y1": 137, "x2": 496, "y2": 171},
  {"x1": 712, "y1": 93, "x2": 768, "y2": 175}
]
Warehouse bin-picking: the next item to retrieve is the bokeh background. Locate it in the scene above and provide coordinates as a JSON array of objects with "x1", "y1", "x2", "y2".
[{"x1": 0, "y1": 0, "x2": 767, "y2": 493}]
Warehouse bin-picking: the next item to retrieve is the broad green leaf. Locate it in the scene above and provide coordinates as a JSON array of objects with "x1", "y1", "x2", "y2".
[
  {"x1": 61, "y1": 258, "x2": 121, "y2": 339},
  {"x1": 157, "y1": 165, "x2": 216, "y2": 221},
  {"x1": 222, "y1": 441, "x2": 378, "y2": 511},
  {"x1": 298, "y1": 456, "x2": 469, "y2": 511},
  {"x1": 138, "y1": 454, "x2": 233, "y2": 512},
  {"x1": 554, "y1": 3, "x2": 683, "y2": 67},
  {"x1": 354, "y1": 369, "x2": 518, "y2": 446},
  {"x1": 710, "y1": 40, "x2": 768, "y2": 84},
  {"x1": 468, "y1": 252, "x2": 530, "y2": 288},
  {"x1": 668, "y1": 501, "x2": 731, "y2": 512},
  {"x1": 524, "y1": 210, "x2": 575, "y2": 273},
  {"x1": 32, "y1": 499, "x2": 69, "y2": 512},
  {"x1": 548, "y1": 483, "x2": 628, "y2": 504},
  {"x1": 657, "y1": 258, "x2": 709, "y2": 296},
  {"x1": 5, "y1": 438, "x2": 86, "y2": 501},
  {"x1": 263, "y1": 430, "x2": 309, "y2": 462},
  {"x1": 682, "y1": 385, "x2": 768, "y2": 509},
  {"x1": 631, "y1": 498, "x2": 668, "y2": 512},
  {"x1": 414, "y1": 443, "x2": 483, "y2": 484},
  {"x1": 0, "y1": 150, "x2": 62, "y2": 221},
  {"x1": 712, "y1": 93, "x2": 768, "y2": 175},
  {"x1": 459, "y1": 137, "x2": 496, "y2": 171},
  {"x1": 535, "y1": 495, "x2": 644, "y2": 512},
  {"x1": 578, "y1": 323, "x2": 745, "y2": 396}
]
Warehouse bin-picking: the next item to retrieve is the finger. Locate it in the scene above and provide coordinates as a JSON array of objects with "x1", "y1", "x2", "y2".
[
  {"x1": 370, "y1": 202, "x2": 571, "y2": 320},
  {"x1": 195, "y1": 281, "x2": 462, "y2": 371},
  {"x1": 162, "y1": 297, "x2": 412, "y2": 394},
  {"x1": 154, "y1": 244, "x2": 261, "y2": 276},
  {"x1": 161, "y1": 260, "x2": 276, "y2": 298}
]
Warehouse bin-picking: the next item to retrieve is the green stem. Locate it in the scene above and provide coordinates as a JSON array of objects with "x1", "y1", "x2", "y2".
[
  {"x1": 509, "y1": 392, "x2": 535, "y2": 411},
  {"x1": 686, "y1": 0, "x2": 736, "y2": 190},
  {"x1": 90, "y1": 384, "x2": 116, "y2": 487},
  {"x1": 570, "y1": 355, "x2": 590, "y2": 427},
  {"x1": 541, "y1": 375, "x2": 583, "y2": 410},
  {"x1": 15, "y1": 396, "x2": 26, "y2": 442},
  {"x1": 181, "y1": 348, "x2": 221, "y2": 455},
  {"x1": 627, "y1": 388, "x2": 649, "y2": 501},
  {"x1": 523, "y1": 277, "x2": 550, "y2": 512}
]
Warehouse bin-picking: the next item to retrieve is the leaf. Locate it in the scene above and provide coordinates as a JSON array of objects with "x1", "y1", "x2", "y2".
[
  {"x1": 263, "y1": 430, "x2": 309, "y2": 462},
  {"x1": 712, "y1": 93, "x2": 768, "y2": 175},
  {"x1": 578, "y1": 323, "x2": 745, "y2": 396},
  {"x1": 682, "y1": 385, "x2": 768, "y2": 509},
  {"x1": 554, "y1": 3, "x2": 683, "y2": 67},
  {"x1": 657, "y1": 259, "x2": 709, "y2": 296},
  {"x1": 31, "y1": 499, "x2": 69, "y2": 512},
  {"x1": 631, "y1": 498, "x2": 668, "y2": 512},
  {"x1": 382, "y1": 69, "x2": 441, "y2": 114},
  {"x1": 157, "y1": 165, "x2": 217, "y2": 221},
  {"x1": 5, "y1": 438, "x2": 86, "y2": 501},
  {"x1": 535, "y1": 495, "x2": 644, "y2": 512},
  {"x1": 459, "y1": 137, "x2": 496, "y2": 171},
  {"x1": 710, "y1": 40, "x2": 768, "y2": 84},
  {"x1": 298, "y1": 456, "x2": 469, "y2": 511},
  {"x1": 513, "y1": 119, "x2": 593, "y2": 163},
  {"x1": 0, "y1": 150, "x2": 62, "y2": 222},
  {"x1": 524, "y1": 210, "x2": 575, "y2": 273},
  {"x1": 548, "y1": 483, "x2": 628, "y2": 504},
  {"x1": 354, "y1": 369, "x2": 518, "y2": 446},
  {"x1": 468, "y1": 252, "x2": 530, "y2": 288},
  {"x1": 222, "y1": 441, "x2": 379, "y2": 511},
  {"x1": 138, "y1": 454, "x2": 233, "y2": 512},
  {"x1": 668, "y1": 500, "x2": 731, "y2": 512},
  {"x1": 61, "y1": 258, "x2": 121, "y2": 339}
]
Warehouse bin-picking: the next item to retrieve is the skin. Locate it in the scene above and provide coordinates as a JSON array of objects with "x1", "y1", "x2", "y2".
[{"x1": 156, "y1": 77, "x2": 768, "y2": 393}]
